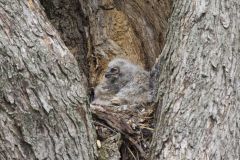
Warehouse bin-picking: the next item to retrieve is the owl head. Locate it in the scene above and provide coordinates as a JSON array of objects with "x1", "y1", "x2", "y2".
[{"x1": 104, "y1": 58, "x2": 138, "y2": 85}]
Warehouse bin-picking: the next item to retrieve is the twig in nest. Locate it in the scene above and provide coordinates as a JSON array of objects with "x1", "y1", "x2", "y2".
[
  {"x1": 124, "y1": 135, "x2": 146, "y2": 158},
  {"x1": 94, "y1": 120, "x2": 117, "y2": 133},
  {"x1": 127, "y1": 146, "x2": 137, "y2": 160}
]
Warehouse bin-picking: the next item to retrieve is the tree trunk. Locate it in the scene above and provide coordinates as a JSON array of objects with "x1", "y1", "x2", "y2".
[
  {"x1": 0, "y1": 0, "x2": 96, "y2": 159},
  {"x1": 151, "y1": 0, "x2": 240, "y2": 159}
]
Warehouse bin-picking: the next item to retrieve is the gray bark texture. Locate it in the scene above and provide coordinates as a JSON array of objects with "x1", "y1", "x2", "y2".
[
  {"x1": 151, "y1": 0, "x2": 240, "y2": 159},
  {"x1": 39, "y1": 0, "x2": 89, "y2": 78},
  {"x1": 0, "y1": 0, "x2": 96, "y2": 159}
]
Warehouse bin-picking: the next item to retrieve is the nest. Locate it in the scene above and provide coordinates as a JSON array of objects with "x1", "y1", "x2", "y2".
[{"x1": 90, "y1": 102, "x2": 155, "y2": 160}]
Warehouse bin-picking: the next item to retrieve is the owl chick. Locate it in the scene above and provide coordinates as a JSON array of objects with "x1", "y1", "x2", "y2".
[{"x1": 92, "y1": 58, "x2": 150, "y2": 106}]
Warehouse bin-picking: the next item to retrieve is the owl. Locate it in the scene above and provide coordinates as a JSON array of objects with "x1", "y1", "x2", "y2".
[{"x1": 92, "y1": 58, "x2": 150, "y2": 106}]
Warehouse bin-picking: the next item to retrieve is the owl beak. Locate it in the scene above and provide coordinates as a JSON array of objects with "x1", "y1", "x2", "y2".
[
  {"x1": 105, "y1": 72, "x2": 116, "y2": 78},
  {"x1": 105, "y1": 73, "x2": 111, "y2": 78},
  {"x1": 105, "y1": 72, "x2": 118, "y2": 78}
]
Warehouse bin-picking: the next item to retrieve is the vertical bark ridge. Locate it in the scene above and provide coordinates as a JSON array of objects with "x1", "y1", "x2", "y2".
[
  {"x1": 39, "y1": 0, "x2": 89, "y2": 80},
  {"x1": 151, "y1": 0, "x2": 240, "y2": 159},
  {"x1": 0, "y1": 0, "x2": 96, "y2": 159}
]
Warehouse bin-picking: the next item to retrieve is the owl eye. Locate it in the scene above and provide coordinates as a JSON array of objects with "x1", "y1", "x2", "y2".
[
  {"x1": 110, "y1": 67, "x2": 119, "y2": 73},
  {"x1": 105, "y1": 67, "x2": 119, "y2": 79}
]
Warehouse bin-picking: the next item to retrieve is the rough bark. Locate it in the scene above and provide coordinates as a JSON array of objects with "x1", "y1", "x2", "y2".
[
  {"x1": 0, "y1": 0, "x2": 96, "y2": 159},
  {"x1": 151, "y1": 0, "x2": 240, "y2": 159},
  {"x1": 39, "y1": 0, "x2": 89, "y2": 78}
]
